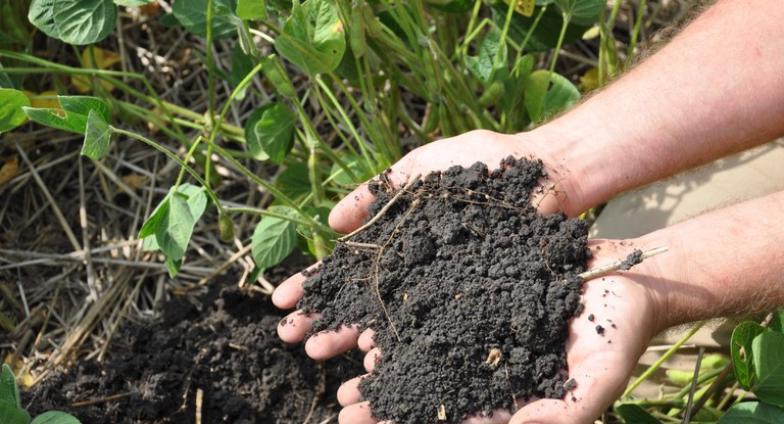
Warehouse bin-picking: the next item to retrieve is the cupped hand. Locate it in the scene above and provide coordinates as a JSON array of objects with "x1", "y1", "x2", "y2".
[
  {"x1": 336, "y1": 240, "x2": 669, "y2": 424},
  {"x1": 273, "y1": 129, "x2": 587, "y2": 359}
]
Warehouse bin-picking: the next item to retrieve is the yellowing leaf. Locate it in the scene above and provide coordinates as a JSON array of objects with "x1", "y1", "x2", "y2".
[
  {"x1": 121, "y1": 174, "x2": 148, "y2": 189},
  {"x1": 72, "y1": 46, "x2": 121, "y2": 93},
  {"x1": 3, "y1": 354, "x2": 33, "y2": 389},
  {"x1": 506, "y1": 0, "x2": 535, "y2": 17},
  {"x1": 24, "y1": 90, "x2": 61, "y2": 109},
  {"x1": 580, "y1": 67, "x2": 599, "y2": 91},
  {"x1": 0, "y1": 155, "x2": 18, "y2": 186}
]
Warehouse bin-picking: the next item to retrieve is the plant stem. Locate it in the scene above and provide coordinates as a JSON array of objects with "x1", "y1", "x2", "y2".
[
  {"x1": 623, "y1": 322, "x2": 705, "y2": 398},
  {"x1": 174, "y1": 136, "x2": 204, "y2": 189},
  {"x1": 204, "y1": 0, "x2": 217, "y2": 189},
  {"x1": 548, "y1": 12, "x2": 571, "y2": 76},
  {"x1": 225, "y1": 207, "x2": 318, "y2": 228},
  {"x1": 110, "y1": 126, "x2": 225, "y2": 215},
  {"x1": 626, "y1": 0, "x2": 647, "y2": 68}
]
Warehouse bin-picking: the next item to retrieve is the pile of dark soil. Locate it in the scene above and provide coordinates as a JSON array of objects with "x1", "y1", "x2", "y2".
[
  {"x1": 26, "y1": 274, "x2": 362, "y2": 423},
  {"x1": 299, "y1": 158, "x2": 591, "y2": 423}
]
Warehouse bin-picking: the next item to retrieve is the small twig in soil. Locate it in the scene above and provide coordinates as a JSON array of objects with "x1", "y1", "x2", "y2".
[
  {"x1": 342, "y1": 241, "x2": 382, "y2": 250},
  {"x1": 71, "y1": 392, "x2": 134, "y2": 408},
  {"x1": 578, "y1": 246, "x2": 669, "y2": 281},
  {"x1": 338, "y1": 174, "x2": 421, "y2": 241},
  {"x1": 682, "y1": 347, "x2": 705, "y2": 423},
  {"x1": 195, "y1": 388, "x2": 204, "y2": 424}
]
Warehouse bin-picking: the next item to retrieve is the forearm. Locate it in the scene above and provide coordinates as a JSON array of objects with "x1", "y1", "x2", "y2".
[
  {"x1": 630, "y1": 190, "x2": 784, "y2": 330},
  {"x1": 528, "y1": 0, "x2": 784, "y2": 214}
]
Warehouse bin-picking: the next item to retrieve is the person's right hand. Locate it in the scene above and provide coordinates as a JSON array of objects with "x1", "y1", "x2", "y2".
[{"x1": 272, "y1": 129, "x2": 591, "y2": 360}]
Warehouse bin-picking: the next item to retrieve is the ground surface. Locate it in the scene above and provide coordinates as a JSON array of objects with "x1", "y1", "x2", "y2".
[
  {"x1": 298, "y1": 158, "x2": 591, "y2": 423},
  {"x1": 25, "y1": 268, "x2": 363, "y2": 424}
]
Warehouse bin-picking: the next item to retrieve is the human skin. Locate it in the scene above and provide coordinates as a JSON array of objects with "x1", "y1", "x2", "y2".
[{"x1": 273, "y1": 0, "x2": 784, "y2": 422}]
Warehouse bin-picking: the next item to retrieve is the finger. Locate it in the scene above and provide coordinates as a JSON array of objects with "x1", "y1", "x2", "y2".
[
  {"x1": 509, "y1": 351, "x2": 631, "y2": 424},
  {"x1": 358, "y1": 329, "x2": 376, "y2": 352},
  {"x1": 339, "y1": 401, "x2": 378, "y2": 424},
  {"x1": 305, "y1": 325, "x2": 361, "y2": 360},
  {"x1": 329, "y1": 167, "x2": 414, "y2": 234},
  {"x1": 271, "y1": 263, "x2": 321, "y2": 309},
  {"x1": 338, "y1": 375, "x2": 367, "y2": 406},
  {"x1": 277, "y1": 310, "x2": 318, "y2": 343},
  {"x1": 462, "y1": 409, "x2": 513, "y2": 424},
  {"x1": 363, "y1": 348, "x2": 382, "y2": 372}
]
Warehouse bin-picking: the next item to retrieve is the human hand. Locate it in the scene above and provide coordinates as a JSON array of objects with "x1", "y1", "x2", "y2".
[
  {"x1": 334, "y1": 240, "x2": 669, "y2": 424},
  {"x1": 273, "y1": 129, "x2": 589, "y2": 359}
]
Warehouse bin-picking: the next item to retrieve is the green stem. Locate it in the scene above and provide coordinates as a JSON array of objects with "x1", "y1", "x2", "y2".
[
  {"x1": 623, "y1": 322, "x2": 704, "y2": 398},
  {"x1": 205, "y1": 0, "x2": 217, "y2": 188},
  {"x1": 548, "y1": 12, "x2": 571, "y2": 76},
  {"x1": 626, "y1": 0, "x2": 647, "y2": 68},
  {"x1": 110, "y1": 126, "x2": 224, "y2": 215},
  {"x1": 225, "y1": 207, "x2": 318, "y2": 228},
  {"x1": 174, "y1": 136, "x2": 204, "y2": 189}
]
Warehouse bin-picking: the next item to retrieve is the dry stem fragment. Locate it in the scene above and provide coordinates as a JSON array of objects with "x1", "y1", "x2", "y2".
[
  {"x1": 437, "y1": 404, "x2": 447, "y2": 421},
  {"x1": 577, "y1": 246, "x2": 668, "y2": 281},
  {"x1": 338, "y1": 174, "x2": 421, "y2": 241},
  {"x1": 485, "y1": 348, "x2": 503, "y2": 368}
]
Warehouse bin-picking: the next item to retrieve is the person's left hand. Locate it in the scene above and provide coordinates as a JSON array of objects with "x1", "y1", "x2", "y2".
[{"x1": 335, "y1": 240, "x2": 670, "y2": 424}]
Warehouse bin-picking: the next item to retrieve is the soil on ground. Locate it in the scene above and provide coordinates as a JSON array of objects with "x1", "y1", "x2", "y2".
[
  {"x1": 25, "y1": 269, "x2": 363, "y2": 423},
  {"x1": 297, "y1": 157, "x2": 591, "y2": 423}
]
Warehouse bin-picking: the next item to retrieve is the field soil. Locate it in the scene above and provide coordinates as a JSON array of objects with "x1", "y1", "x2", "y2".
[
  {"x1": 25, "y1": 267, "x2": 363, "y2": 423},
  {"x1": 298, "y1": 158, "x2": 591, "y2": 423}
]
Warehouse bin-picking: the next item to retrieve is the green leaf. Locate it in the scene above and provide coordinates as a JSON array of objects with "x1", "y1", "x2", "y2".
[
  {"x1": 0, "y1": 364, "x2": 19, "y2": 408},
  {"x1": 236, "y1": 0, "x2": 266, "y2": 20},
  {"x1": 139, "y1": 184, "x2": 207, "y2": 259},
  {"x1": 260, "y1": 55, "x2": 297, "y2": 98},
  {"x1": 172, "y1": 0, "x2": 239, "y2": 39},
  {"x1": 81, "y1": 109, "x2": 112, "y2": 160},
  {"x1": 465, "y1": 28, "x2": 507, "y2": 85},
  {"x1": 155, "y1": 192, "x2": 195, "y2": 262},
  {"x1": 275, "y1": 0, "x2": 346, "y2": 76},
  {"x1": 731, "y1": 321, "x2": 767, "y2": 388},
  {"x1": 0, "y1": 399, "x2": 30, "y2": 424},
  {"x1": 329, "y1": 154, "x2": 371, "y2": 186},
  {"x1": 718, "y1": 402, "x2": 784, "y2": 424},
  {"x1": 244, "y1": 103, "x2": 296, "y2": 164},
  {"x1": 751, "y1": 331, "x2": 784, "y2": 406},
  {"x1": 614, "y1": 403, "x2": 661, "y2": 424},
  {"x1": 23, "y1": 96, "x2": 109, "y2": 135},
  {"x1": 524, "y1": 70, "x2": 580, "y2": 123},
  {"x1": 164, "y1": 257, "x2": 182, "y2": 279},
  {"x1": 251, "y1": 206, "x2": 298, "y2": 269},
  {"x1": 492, "y1": 3, "x2": 590, "y2": 53},
  {"x1": 31, "y1": 411, "x2": 82, "y2": 424},
  {"x1": 554, "y1": 0, "x2": 605, "y2": 23},
  {"x1": 0, "y1": 88, "x2": 30, "y2": 133},
  {"x1": 52, "y1": 0, "x2": 117, "y2": 45},
  {"x1": 28, "y1": 0, "x2": 60, "y2": 38},
  {"x1": 275, "y1": 162, "x2": 311, "y2": 200},
  {"x1": 427, "y1": 0, "x2": 473, "y2": 13}
]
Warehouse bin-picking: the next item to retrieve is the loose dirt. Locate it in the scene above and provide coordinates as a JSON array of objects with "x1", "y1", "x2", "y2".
[
  {"x1": 298, "y1": 158, "x2": 591, "y2": 423},
  {"x1": 25, "y1": 269, "x2": 362, "y2": 423}
]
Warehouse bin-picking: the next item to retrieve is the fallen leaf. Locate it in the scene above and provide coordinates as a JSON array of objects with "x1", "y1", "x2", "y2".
[
  {"x1": 3, "y1": 354, "x2": 33, "y2": 388},
  {"x1": 0, "y1": 155, "x2": 19, "y2": 186},
  {"x1": 122, "y1": 174, "x2": 148, "y2": 189},
  {"x1": 72, "y1": 46, "x2": 122, "y2": 93}
]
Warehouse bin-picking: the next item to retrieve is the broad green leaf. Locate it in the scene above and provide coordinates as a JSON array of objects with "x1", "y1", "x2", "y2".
[
  {"x1": 0, "y1": 364, "x2": 19, "y2": 408},
  {"x1": 23, "y1": 96, "x2": 109, "y2": 135},
  {"x1": 492, "y1": 3, "x2": 590, "y2": 53},
  {"x1": 140, "y1": 184, "x2": 208, "y2": 253},
  {"x1": 244, "y1": 103, "x2": 296, "y2": 164},
  {"x1": 329, "y1": 154, "x2": 372, "y2": 186},
  {"x1": 751, "y1": 331, "x2": 784, "y2": 406},
  {"x1": 275, "y1": 0, "x2": 346, "y2": 76},
  {"x1": 465, "y1": 28, "x2": 507, "y2": 85},
  {"x1": 731, "y1": 321, "x2": 767, "y2": 388},
  {"x1": 614, "y1": 403, "x2": 661, "y2": 424},
  {"x1": 31, "y1": 411, "x2": 82, "y2": 424},
  {"x1": 28, "y1": 0, "x2": 60, "y2": 38},
  {"x1": 229, "y1": 44, "x2": 254, "y2": 96},
  {"x1": 251, "y1": 206, "x2": 298, "y2": 269},
  {"x1": 236, "y1": 0, "x2": 266, "y2": 20},
  {"x1": 172, "y1": 0, "x2": 239, "y2": 39},
  {"x1": 155, "y1": 192, "x2": 195, "y2": 261},
  {"x1": 427, "y1": 0, "x2": 473, "y2": 13},
  {"x1": 524, "y1": 70, "x2": 580, "y2": 123},
  {"x1": 718, "y1": 402, "x2": 784, "y2": 424},
  {"x1": 164, "y1": 257, "x2": 182, "y2": 278},
  {"x1": 554, "y1": 0, "x2": 605, "y2": 24},
  {"x1": 113, "y1": 0, "x2": 154, "y2": 6},
  {"x1": 0, "y1": 88, "x2": 30, "y2": 133},
  {"x1": 52, "y1": 0, "x2": 117, "y2": 45},
  {"x1": 0, "y1": 399, "x2": 30, "y2": 424},
  {"x1": 275, "y1": 162, "x2": 311, "y2": 200},
  {"x1": 81, "y1": 109, "x2": 112, "y2": 160}
]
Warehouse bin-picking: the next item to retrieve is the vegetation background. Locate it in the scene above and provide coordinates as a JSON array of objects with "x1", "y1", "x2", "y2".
[{"x1": 2, "y1": 0, "x2": 783, "y2": 422}]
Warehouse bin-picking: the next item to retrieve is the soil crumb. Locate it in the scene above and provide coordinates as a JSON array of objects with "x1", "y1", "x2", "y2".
[
  {"x1": 619, "y1": 249, "x2": 643, "y2": 271},
  {"x1": 26, "y1": 278, "x2": 362, "y2": 423},
  {"x1": 299, "y1": 158, "x2": 590, "y2": 423}
]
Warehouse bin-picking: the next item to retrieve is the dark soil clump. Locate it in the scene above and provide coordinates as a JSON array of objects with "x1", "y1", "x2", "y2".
[
  {"x1": 26, "y1": 275, "x2": 362, "y2": 423},
  {"x1": 299, "y1": 158, "x2": 591, "y2": 423},
  {"x1": 619, "y1": 249, "x2": 644, "y2": 271}
]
